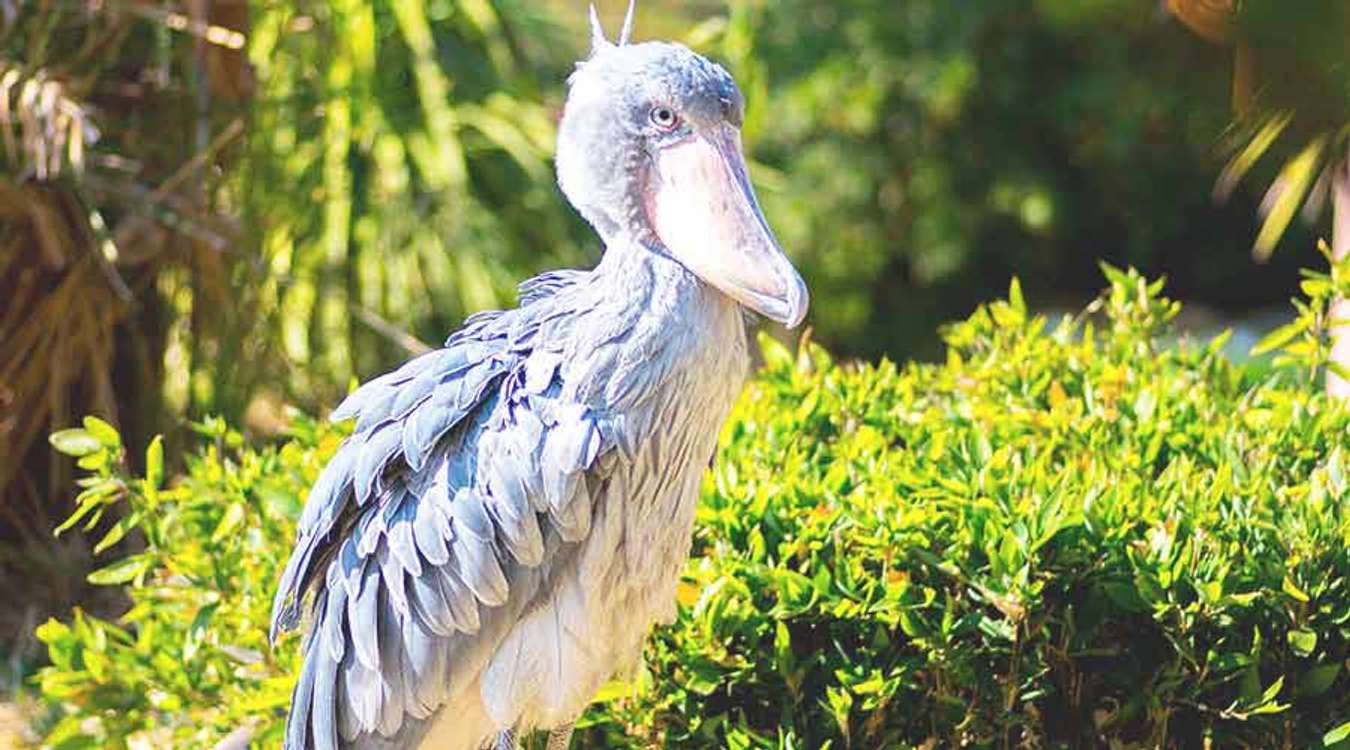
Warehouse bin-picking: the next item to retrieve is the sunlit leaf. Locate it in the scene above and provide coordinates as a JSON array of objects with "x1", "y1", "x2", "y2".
[
  {"x1": 93, "y1": 511, "x2": 142, "y2": 555},
  {"x1": 87, "y1": 555, "x2": 151, "y2": 586},
  {"x1": 49, "y1": 429, "x2": 102, "y2": 457},
  {"x1": 1251, "y1": 320, "x2": 1307, "y2": 356},
  {"x1": 145, "y1": 436, "x2": 164, "y2": 491},
  {"x1": 82, "y1": 416, "x2": 121, "y2": 450},
  {"x1": 1216, "y1": 112, "x2": 1292, "y2": 201},
  {"x1": 1254, "y1": 135, "x2": 1328, "y2": 261}
]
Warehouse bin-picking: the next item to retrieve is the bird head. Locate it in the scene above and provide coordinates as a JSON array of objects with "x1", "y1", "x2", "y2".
[{"x1": 556, "y1": 3, "x2": 809, "y2": 328}]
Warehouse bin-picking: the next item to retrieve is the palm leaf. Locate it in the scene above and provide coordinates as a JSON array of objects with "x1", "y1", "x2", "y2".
[
  {"x1": 1214, "y1": 111, "x2": 1290, "y2": 201},
  {"x1": 1253, "y1": 134, "x2": 1328, "y2": 260},
  {"x1": 0, "y1": 62, "x2": 99, "y2": 180}
]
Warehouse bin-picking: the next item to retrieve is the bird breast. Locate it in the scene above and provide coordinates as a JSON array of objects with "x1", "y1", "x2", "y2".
[{"x1": 481, "y1": 263, "x2": 751, "y2": 731}]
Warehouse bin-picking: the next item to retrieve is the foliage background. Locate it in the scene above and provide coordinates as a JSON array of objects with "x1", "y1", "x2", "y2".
[
  {"x1": 31, "y1": 273, "x2": 1350, "y2": 748},
  {"x1": 2, "y1": 0, "x2": 1349, "y2": 742}
]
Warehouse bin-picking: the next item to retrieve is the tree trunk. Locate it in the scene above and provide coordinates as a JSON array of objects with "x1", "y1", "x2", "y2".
[{"x1": 1329, "y1": 144, "x2": 1350, "y2": 400}]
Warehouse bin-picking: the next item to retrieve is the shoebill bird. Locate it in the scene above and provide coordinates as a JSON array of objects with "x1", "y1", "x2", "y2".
[{"x1": 270, "y1": 4, "x2": 808, "y2": 748}]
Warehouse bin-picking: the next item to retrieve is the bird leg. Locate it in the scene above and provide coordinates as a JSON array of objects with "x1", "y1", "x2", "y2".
[
  {"x1": 493, "y1": 729, "x2": 518, "y2": 750},
  {"x1": 545, "y1": 723, "x2": 575, "y2": 750}
]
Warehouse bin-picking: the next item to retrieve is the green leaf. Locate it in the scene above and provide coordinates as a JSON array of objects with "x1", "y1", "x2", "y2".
[
  {"x1": 1288, "y1": 628, "x2": 1317, "y2": 657},
  {"x1": 1299, "y1": 663, "x2": 1341, "y2": 698},
  {"x1": 1097, "y1": 260, "x2": 1125, "y2": 285},
  {"x1": 1260, "y1": 675, "x2": 1285, "y2": 706},
  {"x1": 1326, "y1": 359, "x2": 1350, "y2": 386},
  {"x1": 53, "y1": 482, "x2": 119, "y2": 537},
  {"x1": 1250, "y1": 320, "x2": 1307, "y2": 357},
  {"x1": 212, "y1": 503, "x2": 246, "y2": 544},
  {"x1": 93, "y1": 511, "x2": 142, "y2": 555},
  {"x1": 774, "y1": 620, "x2": 796, "y2": 681},
  {"x1": 82, "y1": 416, "x2": 121, "y2": 449},
  {"x1": 1283, "y1": 576, "x2": 1311, "y2": 603},
  {"x1": 49, "y1": 428, "x2": 102, "y2": 457},
  {"x1": 1216, "y1": 112, "x2": 1291, "y2": 200},
  {"x1": 1253, "y1": 135, "x2": 1327, "y2": 260},
  {"x1": 758, "y1": 330, "x2": 793, "y2": 373},
  {"x1": 184, "y1": 602, "x2": 221, "y2": 662},
  {"x1": 77, "y1": 451, "x2": 107, "y2": 471},
  {"x1": 34, "y1": 617, "x2": 71, "y2": 645},
  {"x1": 145, "y1": 435, "x2": 164, "y2": 490},
  {"x1": 87, "y1": 555, "x2": 151, "y2": 585},
  {"x1": 1008, "y1": 276, "x2": 1025, "y2": 316},
  {"x1": 1326, "y1": 721, "x2": 1350, "y2": 747},
  {"x1": 52, "y1": 508, "x2": 91, "y2": 539},
  {"x1": 1301, "y1": 277, "x2": 1333, "y2": 298}
]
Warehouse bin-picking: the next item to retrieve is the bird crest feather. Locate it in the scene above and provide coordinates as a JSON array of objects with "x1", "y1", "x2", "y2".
[{"x1": 588, "y1": 1, "x2": 638, "y2": 54}]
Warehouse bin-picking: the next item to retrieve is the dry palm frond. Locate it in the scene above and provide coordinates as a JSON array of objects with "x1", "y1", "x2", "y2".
[
  {"x1": 0, "y1": 62, "x2": 99, "y2": 180},
  {"x1": 0, "y1": 0, "x2": 585, "y2": 668},
  {"x1": 0, "y1": 2, "x2": 251, "y2": 658},
  {"x1": 0, "y1": 183, "x2": 127, "y2": 499},
  {"x1": 0, "y1": 64, "x2": 122, "y2": 504}
]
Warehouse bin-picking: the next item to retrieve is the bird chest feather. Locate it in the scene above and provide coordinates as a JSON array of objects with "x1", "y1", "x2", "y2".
[{"x1": 477, "y1": 259, "x2": 750, "y2": 732}]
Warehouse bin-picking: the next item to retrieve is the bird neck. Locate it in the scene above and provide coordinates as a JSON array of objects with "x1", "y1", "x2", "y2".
[
  {"x1": 582, "y1": 232, "x2": 751, "y2": 413},
  {"x1": 594, "y1": 233, "x2": 683, "y2": 284},
  {"x1": 593, "y1": 233, "x2": 744, "y2": 323}
]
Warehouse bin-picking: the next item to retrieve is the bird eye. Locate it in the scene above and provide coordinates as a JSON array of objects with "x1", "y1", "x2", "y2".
[{"x1": 650, "y1": 106, "x2": 678, "y2": 130}]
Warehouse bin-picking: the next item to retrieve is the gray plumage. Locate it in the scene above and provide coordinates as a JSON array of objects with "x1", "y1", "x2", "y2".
[{"x1": 271, "y1": 5, "x2": 807, "y2": 749}]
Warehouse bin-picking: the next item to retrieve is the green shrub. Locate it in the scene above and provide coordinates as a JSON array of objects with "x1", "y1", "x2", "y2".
[
  {"x1": 36, "y1": 269, "x2": 1350, "y2": 748},
  {"x1": 35, "y1": 416, "x2": 341, "y2": 748}
]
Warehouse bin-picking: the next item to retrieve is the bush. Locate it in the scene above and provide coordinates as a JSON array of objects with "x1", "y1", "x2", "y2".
[
  {"x1": 35, "y1": 269, "x2": 1350, "y2": 748},
  {"x1": 35, "y1": 416, "x2": 340, "y2": 748},
  {"x1": 723, "y1": 0, "x2": 1307, "y2": 362}
]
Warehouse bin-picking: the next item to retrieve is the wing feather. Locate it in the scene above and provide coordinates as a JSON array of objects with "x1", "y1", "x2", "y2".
[
  {"x1": 407, "y1": 568, "x2": 455, "y2": 638},
  {"x1": 354, "y1": 425, "x2": 401, "y2": 504},
  {"x1": 451, "y1": 520, "x2": 510, "y2": 607},
  {"x1": 375, "y1": 590, "x2": 406, "y2": 738},
  {"x1": 433, "y1": 560, "x2": 482, "y2": 634},
  {"x1": 287, "y1": 628, "x2": 317, "y2": 749},
  {"x1": 412, "y1": 503, "x2": 450, "y2": 566},
  {"x1": 447, "y1": 487, "x2": 495, "y2": 543},
  {"x1": 387, "y1": 496, "x2": 423, "y2": 578},
  {"x1": 277, "y1": 268, "x2": 647, "y2": 748},
  {"x1": 350, "y1": 565, "x2": 381, "y2": 673},
  {"x1": 311, "y1": 595, "x2": 342, "y2": 750}
]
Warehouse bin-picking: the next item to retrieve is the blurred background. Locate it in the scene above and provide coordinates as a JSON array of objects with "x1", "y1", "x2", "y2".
[{"x1": 0, "y1": 0, "x2": 1346, "y2": 709}]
